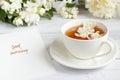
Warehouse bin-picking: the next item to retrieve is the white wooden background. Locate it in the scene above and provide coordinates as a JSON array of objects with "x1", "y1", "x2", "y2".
[{"x1": 38, "y1": 10, "x2": 120, "y2": 80}]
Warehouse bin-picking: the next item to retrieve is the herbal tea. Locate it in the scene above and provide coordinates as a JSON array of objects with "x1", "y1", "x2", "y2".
[{"x1": 65, "y1": 24, "x2": 105, "y2": 40}]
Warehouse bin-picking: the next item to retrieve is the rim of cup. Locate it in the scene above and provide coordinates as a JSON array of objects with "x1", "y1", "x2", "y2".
[{"x1": 62, "y1": 19, "x2": 109, "y2": 42}]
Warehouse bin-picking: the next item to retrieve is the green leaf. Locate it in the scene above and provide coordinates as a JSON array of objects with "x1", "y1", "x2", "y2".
[
  {"x1": 50, "y1": 7, "x2": 56, "y2": 12},
  {"x1": 41, "y1": 7, "x2": 56, "y2": 19},
  {"x1": 22, "y1": 0, "x2": 27, "y2": 3},
  {"x1": 13, "y1": 11, "x2": 19, "y2": 17},
  {"x1": 41, "y1": 12, "x2": 52, "y2": 19},
  {"x1": 0, "y1": 8, "x2": 7, "y2": 22},
  {"x1": 48, "y1": 7, "x2": 56, "y2": 16},
  {"x1": 5, "y1": 0, "x2": 11, "y2": 3},
  {"x1": 31, "y1": 0, "x2": 36, "y2": 3},
  {"x1": 5, "y1": 17, "x2": 13, "y2": 24},
  {"x1": 66, "y1": 3, "x2": 75, "y2": 8},
  {"x1": 23, "y1": 20, "x2": 28, "y2": 26},
  {"x1": 42, "y1": 5, "x2": 45, "y2": 8}
]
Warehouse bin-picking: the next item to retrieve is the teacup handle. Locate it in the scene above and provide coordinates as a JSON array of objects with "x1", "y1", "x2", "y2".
[
  {"x1": 96, "y1": 41, "x2": 113, "y2": 57},
  {"x1": 69, "y1": 40, "x2": 114, "y2": 60}
]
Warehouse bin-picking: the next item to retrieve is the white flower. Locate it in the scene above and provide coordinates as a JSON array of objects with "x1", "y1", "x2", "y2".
[
  {"x1": 24, "y1": 1, "x2": 39, "y2": 13},
  {"x1": 63, "y1": 0, "x2": 73, "y2": 3},
  {"x1": 9, "y1": 2, "x2": 21, "y2": 14},
  {"x1": 39, "y1": 8, "x2": 46, "y2": 16},
  {"x1": 13, "y1": 17, "x2": 23, "y2": 26},
  {"x1": 0, "y1": 0, "x2": 10, "y2": 12},
  {"x1": 57, "y1": 3, "x2": 65, "y2": 14},
  {"x1": 0, "y1": 0, "x2": 54, "y2": 26},
  {"x1": 0, "y1": 0, "x2": 22, "y2": 14},
  {"x1": 90, "y1": 31, "x2": 102, "y2": 40},
  {"x1": 19, "y1": 11, "x2": 40, "y2": 26},
  {"x1": 40, "y1": 0, "x2": 47, "y2": 5},
  {"x1": 57, "y1": 0, "x2": 79, "y2": 19},
  {"x1": 39, "y1": 0, "x2": 52, "y2": 10},
  {"x1": 87, "y1": 0, "x2": 117, "y2": 18},
  {"x1": 71, "y1": 7, "x2": 79, "y2": 18},
  {"x1": 44, "y1": 1, "x2": 52, "y2": 10},
  {"x1": 85, "y1": 0, "x2": 92, "y2": 8},
  {"x1": 62, "y1": 11, "x2": 69, "y2": 18},
  {"x1": 75, "y1": 22, "x2": 96, "y2": 38},
  {"x1": 8, "y1": 15, "x2": 13, "y2": 19},
  {"x1": 23, "y1": 0, "x2": 53, "y2": 14},
  {"x1": 59, "y1": 7, "x2": 79, "y2": 18},
  {"x1": 49, "y1": 0, "x2": 56, "y2": 3},
  {"x1": 9, "y1": 0, "x2": 22, "y2": 3}
]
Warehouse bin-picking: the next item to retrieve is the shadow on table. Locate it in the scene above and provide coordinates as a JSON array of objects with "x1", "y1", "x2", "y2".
[{"x1": 47, "y1": 46, "x2": 104, "y2": 75}]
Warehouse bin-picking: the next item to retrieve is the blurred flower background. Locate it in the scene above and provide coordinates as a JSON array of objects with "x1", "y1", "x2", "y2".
[{"x1": 0, "y1": 0, "x2": 56, "y2": 26}]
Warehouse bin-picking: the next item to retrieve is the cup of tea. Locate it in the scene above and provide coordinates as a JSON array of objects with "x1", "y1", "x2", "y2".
[{"x1": 61, "y1": 19, "x2": 113, "y2": 59}]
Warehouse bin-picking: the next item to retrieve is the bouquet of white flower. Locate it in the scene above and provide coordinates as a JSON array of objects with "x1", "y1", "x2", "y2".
[
  {"x1": 0, "y1": 0, "x2": 119, "y2": 27},
  {"x1": 78, "y1": 0, "x2": 118, "y2": 19},
  {"x1": 57, "y1": 0, "x2": 79, "y2": 19},
  {"x1": 87, "y1": 0, "x2": 117, "y2": 19},
  {"x1": 0, "y1": 0, "x2": 56, "y2": 26}
]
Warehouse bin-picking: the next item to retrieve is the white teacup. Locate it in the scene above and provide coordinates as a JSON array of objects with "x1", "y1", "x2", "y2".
[{"x1": 62, "y1": 19, "x2": 113, "y2": 59}]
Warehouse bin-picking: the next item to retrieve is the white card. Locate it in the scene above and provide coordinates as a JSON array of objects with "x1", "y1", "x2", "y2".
[{"x1": 0, "y1": 27, "x2": 56, "y2": 80}]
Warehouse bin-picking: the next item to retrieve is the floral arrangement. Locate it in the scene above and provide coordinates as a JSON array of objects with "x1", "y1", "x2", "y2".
[
  {"x1": 57, "y1": 0, "x2": 79, "y2": 18},
  {"x1": 86, "y1": 0, "x2": 117, "y2": 18},
  {"x1": 0, "y1": 0, "x2": 119, "y2": 26},
  {"x1": 0, "y1": 0, "x2": 56, "y2": 26}
]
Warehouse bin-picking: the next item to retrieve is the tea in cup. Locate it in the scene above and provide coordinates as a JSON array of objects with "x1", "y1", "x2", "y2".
[{"x1": 62, "y1": 19, "x2": 113, "y2": 59}]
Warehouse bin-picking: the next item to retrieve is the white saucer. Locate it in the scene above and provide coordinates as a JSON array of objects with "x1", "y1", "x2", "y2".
[{"x1": 49, "y1": 37, "x2": 119, "y2": 69}]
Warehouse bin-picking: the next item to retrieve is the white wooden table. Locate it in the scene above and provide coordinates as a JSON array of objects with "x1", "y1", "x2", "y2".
[
  {"x1": 0, "y1": 10, "x2": 120, "y2": 80},
  {"x1": 38, "y1": 10, "x2": 120, "y2": 80}
]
